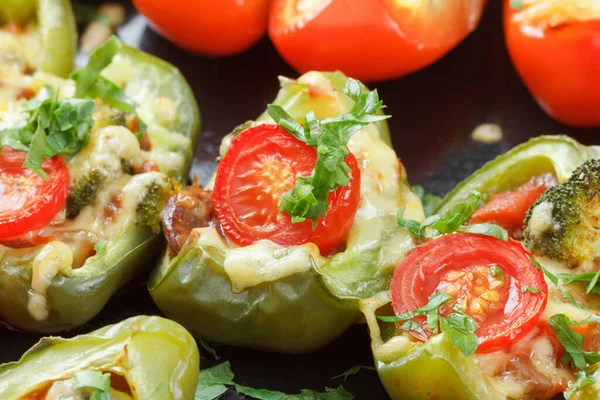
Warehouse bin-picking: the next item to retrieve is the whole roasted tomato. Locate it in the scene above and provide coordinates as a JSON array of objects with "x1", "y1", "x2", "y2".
[
  {"x1": 504, "y1": 0, "x2": 600, "y2": 127},
  {"x1": 132, "y1": 0, "x2": 270, "y2": 56},
  {"x1": 269, "y1": 0, "x2": 487, "y2": 82}
]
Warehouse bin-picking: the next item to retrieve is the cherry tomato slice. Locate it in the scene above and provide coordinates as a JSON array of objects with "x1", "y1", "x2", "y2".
[
  {"x1": 0, "y1": 148, "x2": 70, "y2": 240},
  {"x1": 470, "y1": 173, "x2": 557, "y2": 235},
  {"x1": 213, "y1": 124, "x2": 361, "y2": 255},
  {"x1": 390, "y1": 233, "x2": 548, "y2": 353}
]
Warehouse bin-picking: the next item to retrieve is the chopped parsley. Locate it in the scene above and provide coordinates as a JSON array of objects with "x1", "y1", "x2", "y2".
[
  {"x1": 268, "y1": 78, "x2": 389, "y2": 226},
  {"x1": 489, "y1": 265, "x2": 505, "y2": 282},
  {"x1": 378, "y1": 291, "x2": 479, "y2": 356},
  {"x1": 397, "y1": 190, "x2": 508, "y2": 241},
  {"x1": 548, "y1": 314, "x2": 600, "y2": 398},
  {"x1": 0, "y1": 87, "x2": 95, "y2": 177},
  {"x1": 195, "y1": 361, "x2": 353, "y2": 400},
  {"x1": 70, "y1": 36, "x2": 147, "y2": 137},
  {"x1": 521, "y1": 286, "x2": 541, "y2": 294},
  {"x1": 528, "y1": 256, "x2": 589, "y2": 310}
]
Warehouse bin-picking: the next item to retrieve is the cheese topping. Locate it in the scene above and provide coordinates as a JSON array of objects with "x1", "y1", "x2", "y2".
[
  {"x1": 28, "y1": 241, "x2": 73, "y2": 321},
  {"x1": 224, "y1": 241, "x2": 323, "y2": 293}
]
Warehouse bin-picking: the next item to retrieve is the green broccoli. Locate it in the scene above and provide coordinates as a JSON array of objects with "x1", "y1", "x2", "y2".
[
  {"x1": 523, "y1": 159, "x2": 600, "y2": 267},
  {"x1": 136, "y1": 178, "x2": 179, "y2": 232},
  {"x1": 66, "y1": 169, "x2": 105, "y2": 219}
]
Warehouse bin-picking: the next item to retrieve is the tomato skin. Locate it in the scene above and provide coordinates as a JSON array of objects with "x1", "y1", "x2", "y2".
[
  {"x1": 213, "y1": 124, "x2": 361, "y2": 255},
  {"x1": 390, "y1": 233, "x2": 548, "y2": 353},
  {"x1": 132, "y1": 0, "x2": 270, "y2": 56},
  {"x1": 504, "y1": 1, "x2": 600, "y2": 127},
  {"x1": 470, "y1": 173, "x2": 557, "y2": 235},
  {"x1": 269, "y1": 0, "x2": 486, "y2": 83},
  {"x1": 0, "y1": 149, "x2": 69, "y2": 240}
]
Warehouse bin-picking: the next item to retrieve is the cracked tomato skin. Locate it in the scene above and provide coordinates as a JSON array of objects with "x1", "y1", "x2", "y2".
[
  {"x1": 133, "y1": 0, "x2": 270, "y2": 56},
  {"x1": 269, "y1": 0, "x2": 486, "y2": 82},
  {"x1": 504, "y1": 0, "x2": 600, "y2": 127}
]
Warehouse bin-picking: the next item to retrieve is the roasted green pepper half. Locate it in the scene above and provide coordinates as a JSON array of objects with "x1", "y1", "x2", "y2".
[
  {"x1": 0, "y1": 0, "x2": 77, "y2": 77},
  {"x1": 0, "y1": 40, "x2": 200, "y2": 332},
  {"x1": 0, "y1": 315, "x2": 200, "y2": 400},
  {"x1": 435, "y1": 135, "x2": 593, "y2": 214},
  {"x1": 361, "y1": 292, "x2": 505, "y2": 400},
  {"x1": 149, "y1": 71, "x2": 424, "y2": 354}
]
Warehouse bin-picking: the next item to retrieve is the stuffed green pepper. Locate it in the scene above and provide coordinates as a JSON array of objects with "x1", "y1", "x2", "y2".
[
  {"x1": 0, "y1": 315, "x2": 200, "y2": 399},
  {"x1": 0, "y1": 36, "x2": 200, "y2": 332},
  {"x1": 149, "y1": 71, "x2": 424, "y2": 354},
  {"x1": 364, "y1": 135, "x2": 600, "y2": 399},
  {"x1": 0, "y1": 0, "x2": 76, "y2": 86}
]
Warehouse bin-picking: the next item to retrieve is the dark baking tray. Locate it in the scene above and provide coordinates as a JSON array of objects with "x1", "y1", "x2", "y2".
[{"x1": 1, "y1": 1, "x2": 599, "y2": 399}]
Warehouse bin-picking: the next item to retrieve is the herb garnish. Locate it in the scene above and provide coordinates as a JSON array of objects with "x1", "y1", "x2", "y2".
[
  {"x1": 549, "y1": 314, "x2": 600, "y2": 398},
  {"x1": 195, "y1": 361, "x2": 353, "y2": 400},
  {"x1": 377, "y1": 291, "x2": 479, "y2": 356},
  {"x1": 521, "y1": 286, "x2": 541, "y2": 294},
  {"x1": 70, "y1": 36, "x2": 147, "y2": 137},
  {"x1": 71, "y1": 370, "x2": 111, "y2": 400},
  {"x1": 397, "y1": 190, "x2": 509, "y2": 241},
  {"x1": 528, "y1": 256, "x2": 589, "y2": 310},
  {"x1": 331, "y1": 365, "x2": 376, "y2": 381},
  {"x1": 0, "y1": 87, "x2": 95, "y2": 178},
  {"x1": 489, "y1": 265, "x2": 505, "y2": 282},
  {"x1": 557, "y1": 270, "x2": 600, "y2": 296},
  {"x1": 268, "y1": 78, "x2": 389, "y2": 226}
]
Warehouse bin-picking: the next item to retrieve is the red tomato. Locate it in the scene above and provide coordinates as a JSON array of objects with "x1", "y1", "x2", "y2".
[
  {"x1": 269, "y1": 0, "x2": 486, "y2": 82},
  {"x1": 0, "y1": 149, "x2": 70, "y2": 240},
  {"x1": 390, "y1": 233, "x2": 548, "y2": 353},
  {"x1": 470, "y1": 173, "x2": 557, "y2": 235},
  {"x1": 132, "y1": 0, "x2": 270, "y2": 56},
  {"x1": 213, "y1": 124, "x2": 361, "y2": 255},
  {"x1": 504, "y1": 1, "x2": 600, "y2": 127}
]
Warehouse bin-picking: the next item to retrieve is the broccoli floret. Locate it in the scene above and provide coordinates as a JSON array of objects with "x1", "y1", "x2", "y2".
[
  {"x1": 523, "y1": 159, "x2": 600, "y2": 267},
  {"x1": 66, "y1": 169, "x2": 105, "y2": 219},
  {"x1": 136, "y1": 178, "x2": 179, "y2": 232}
]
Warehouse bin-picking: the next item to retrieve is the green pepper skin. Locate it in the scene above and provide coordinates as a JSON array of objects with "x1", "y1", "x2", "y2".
[
  {"x1": 0, "y1": 315, "x2": 200, "y2": 400},
  {"x1": 150, "y1": 71, "x2": 415, "y2": 354},
  {"x1": 0, "y1": 41, "x2": 200, "y2": 333},
  {"x1": 435, "y1": 135, "x2": 593, "y2": 215},
  {"x1": 376, "y1": 335, "x2": 504, "y2": 400},
  {"x1": 150, "y1": 242, "x2": 357, "y2": 354},
  {"x1": 0, "y1": 0, "x2": 77, "y2": 77}
]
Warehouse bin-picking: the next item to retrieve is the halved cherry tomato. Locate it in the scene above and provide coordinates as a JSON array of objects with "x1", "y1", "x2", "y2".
[
  {"x1": 269, "y1": 0, "x2": 486, "y2": 82},
  {"x1": 504, "y1": 0, "x2": 600, "y2": 127},
  {"x1": 390, "y1": 233, "x2": 548, "y2": 353},
  {"x1": 0, "y1": 148, "x2": 70, "y2": 240},
  {"x1": 132, "y1": 0, "x2": 270, "y2": 56},
  {"x1": 470, "y1": 173, "x2": 557, "y2": 236},
  {"x1": 213, "y1": 124, "x2": 361, "y2": 255}
]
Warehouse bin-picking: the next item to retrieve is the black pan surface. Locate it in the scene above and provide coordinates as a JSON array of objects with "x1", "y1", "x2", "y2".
[{"x1": 1, "y1": 1, "x2": 599, "y2": 399}]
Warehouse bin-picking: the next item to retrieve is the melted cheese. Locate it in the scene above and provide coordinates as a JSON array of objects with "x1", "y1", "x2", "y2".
[
  {"x1": 28, "y1": 241, "x2": 73, "y2": 321},
  {"x1": 69, "y1": 125, "x2": 144, "y2": 184},
  {"x1": 224, "y1": 241, "x2": 323, "y2": 292},
  {"x1": 0, "y1": 23, "x2": 41, "y2": 104},
  {"x1": 528, "y1": 201, "x2": 554, "y2": 236}
]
